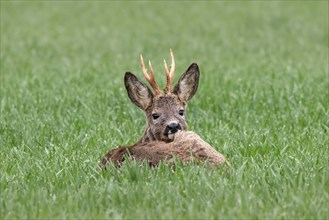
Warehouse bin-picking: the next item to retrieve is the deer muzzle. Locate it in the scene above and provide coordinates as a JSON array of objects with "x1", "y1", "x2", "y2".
[{"x1": 165, "y1": 122, "x2": 182, "y2": 140}]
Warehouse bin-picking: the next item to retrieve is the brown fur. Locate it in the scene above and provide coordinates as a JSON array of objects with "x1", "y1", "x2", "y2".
[
  {"x1": 100, "y1": 55, "x2": 226, "y2": 168},
  {"x1": 100, "y1": 131, "x2": 225, "y2": 167}
]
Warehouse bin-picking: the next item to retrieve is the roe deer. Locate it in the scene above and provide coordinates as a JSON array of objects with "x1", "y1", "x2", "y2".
[{"x1": 100, "y1": 49, "x2": 226, "y2": 167}]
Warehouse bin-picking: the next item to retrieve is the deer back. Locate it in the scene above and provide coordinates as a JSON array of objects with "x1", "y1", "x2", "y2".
[{"x1": 100, "y1": 131, "x2": 226, "y2": 167}]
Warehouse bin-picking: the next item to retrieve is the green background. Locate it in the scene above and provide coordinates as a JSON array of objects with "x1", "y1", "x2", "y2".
[{"x1": 1, "y1": 1, "x2": 328, "y2": 219}]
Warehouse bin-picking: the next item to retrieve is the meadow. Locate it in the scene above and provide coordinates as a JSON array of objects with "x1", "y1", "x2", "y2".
[{"x1": 1, "y1": 1, "x2": 328, "y2": 219}]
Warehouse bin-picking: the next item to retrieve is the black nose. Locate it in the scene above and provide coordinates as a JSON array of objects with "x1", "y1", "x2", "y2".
[{"x1": 167, "y1": 122, "x2": 180, "y2": 133}]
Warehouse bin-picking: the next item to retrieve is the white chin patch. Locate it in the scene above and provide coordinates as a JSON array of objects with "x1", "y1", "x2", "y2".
[{"x1": 168, "y1": 133, "x2": 175, "y2": 140}]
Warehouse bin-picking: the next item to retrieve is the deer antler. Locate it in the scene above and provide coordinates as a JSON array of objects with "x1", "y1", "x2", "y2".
[
  {"x1": 164, "y1": 49, "x2": 175, "y2": 94},
  {"x1": 140, "y1": 55, "x2": 162, "y2": 96}
]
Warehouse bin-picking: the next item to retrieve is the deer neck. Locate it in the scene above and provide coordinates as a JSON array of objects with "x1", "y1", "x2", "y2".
[{"x1": 137, "y1": 126, "x2": 157, "y2": 143}]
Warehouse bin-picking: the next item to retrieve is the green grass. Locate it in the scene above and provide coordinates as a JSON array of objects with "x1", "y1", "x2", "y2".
[{"x1": 1, "y1": 1, "x2": 328, "y2": 219}]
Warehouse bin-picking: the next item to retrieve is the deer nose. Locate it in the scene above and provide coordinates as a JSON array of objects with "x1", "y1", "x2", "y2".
[{"x1": 167, "y1": 122, "x2": 181, "y2": 133}]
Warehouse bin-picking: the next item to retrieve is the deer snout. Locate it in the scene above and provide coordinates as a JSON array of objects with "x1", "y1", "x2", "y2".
[{"x1": 167, "y1": 122, "x2": 181, "y2": 134}]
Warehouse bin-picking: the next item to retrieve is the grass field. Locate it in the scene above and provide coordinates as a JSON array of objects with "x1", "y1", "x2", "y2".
[{"x1": 1, "y1": 1, "x2": 328, "y2": 219}]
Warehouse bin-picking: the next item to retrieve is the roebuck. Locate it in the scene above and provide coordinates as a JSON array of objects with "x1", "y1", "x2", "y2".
[{"x1": 100, "y1": 50, "x2": 226, "y2": 167}]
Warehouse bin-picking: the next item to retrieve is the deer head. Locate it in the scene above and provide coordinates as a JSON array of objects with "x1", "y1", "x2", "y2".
[{"x1": 124, "y1": 49, "x2": 200, "y2": 143}]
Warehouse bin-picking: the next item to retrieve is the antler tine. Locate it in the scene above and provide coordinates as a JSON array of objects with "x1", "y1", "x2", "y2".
[
  {"x1": 140, "y1": 55, "x2": 162, "y2": 95},
  {"x1": 164, "y1": 49, "x2": 175, "y2": 94}
]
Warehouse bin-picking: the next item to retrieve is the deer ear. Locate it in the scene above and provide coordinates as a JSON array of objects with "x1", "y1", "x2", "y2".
[
  {"x1": 124, "y1": 72, "x2": 153, "y2": 110},
  {"x1": 173, "y1": 63, "x2": 200, "y2": 102}
]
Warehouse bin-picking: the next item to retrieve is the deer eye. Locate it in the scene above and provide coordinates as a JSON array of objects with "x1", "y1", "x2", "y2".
[
  {"x1": 152, "y1": 113, "x2": 160, "y2": 120},
  {"x1": 178, "y1": 110, "x2": 184, "y2": 116}
]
